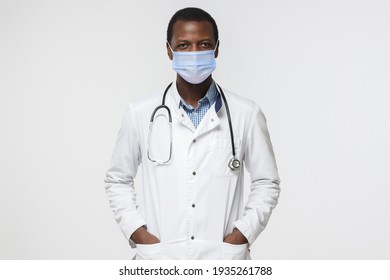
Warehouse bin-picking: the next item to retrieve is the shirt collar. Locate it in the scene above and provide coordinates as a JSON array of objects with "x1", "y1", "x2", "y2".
[{"x1": 178, "y1": 80, "x2": 218, "y2": 110}]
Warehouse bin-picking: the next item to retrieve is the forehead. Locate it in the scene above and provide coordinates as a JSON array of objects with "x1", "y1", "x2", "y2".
[{"x1": 171, "y1": 20, "x2": 215, "y2": 41}]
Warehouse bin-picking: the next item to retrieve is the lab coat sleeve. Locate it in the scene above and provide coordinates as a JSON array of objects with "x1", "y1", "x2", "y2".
[
  {"x1": 233, "y1": 105, "x2": 281, "y2": 246},
  {"x1": 104, "y1": 104, "x2": 145, "y2": 248}
]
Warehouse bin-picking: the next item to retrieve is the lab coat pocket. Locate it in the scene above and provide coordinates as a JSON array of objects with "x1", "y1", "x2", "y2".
[
  {"x1": 209, "y1": 138, "x2": 241, "y2": 177},
  {"x1": 222, "y1": 242, "x2": 248, "y2": 260},
  {"x1": 136, "y1": 243, "x2": 164, "y2": 260}
]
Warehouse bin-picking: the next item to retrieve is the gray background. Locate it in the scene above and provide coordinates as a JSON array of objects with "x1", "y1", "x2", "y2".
[{"x1": 1, "y1": 0, "x2": 389, "y2": 259}]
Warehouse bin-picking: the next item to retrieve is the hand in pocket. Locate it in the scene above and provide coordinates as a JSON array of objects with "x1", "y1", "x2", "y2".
[
  {"x1": 223, "y1": 228, "x2": 248, "y2": 245},
  {"x1": 131, "y1": 226, "x2": 160, "y2": 245}
]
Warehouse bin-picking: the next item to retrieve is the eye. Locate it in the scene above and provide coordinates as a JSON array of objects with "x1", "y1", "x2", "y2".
[
  {"x1": 200, "y1": 42, "x2": 212, "y2": 49},
  {"x1": 177, "y1": 43, "x2": 189, "y2": 49}
]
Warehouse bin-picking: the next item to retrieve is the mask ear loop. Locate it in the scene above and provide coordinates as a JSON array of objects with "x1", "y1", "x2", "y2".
[
  {"x1": 214, "y1": 39, "x2": 219, "y2": 51},
  {"x1": 167, "y1": 41, "x2": 174, "y2": 53}
]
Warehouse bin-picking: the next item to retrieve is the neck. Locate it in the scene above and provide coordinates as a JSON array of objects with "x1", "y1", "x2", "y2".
[{"x1": 176, "y1": 75, "x2": 213, "y2": 108}]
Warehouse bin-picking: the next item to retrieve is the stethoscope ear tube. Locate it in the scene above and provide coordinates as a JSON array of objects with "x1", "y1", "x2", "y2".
[
  {"x1": 149, "y1": 82, "x2": 173, "y2": 122},
  {"x1": 162, "y1": 82, "x2": 173, "y2": 105}
]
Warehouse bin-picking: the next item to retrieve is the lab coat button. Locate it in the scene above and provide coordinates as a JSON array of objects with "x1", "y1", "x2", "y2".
[
  {"x1": 192, "y1": 171, "x2": 196, "y2": 176},
  {"x1": 192, "y1": 204, "x2": 195, "y2": 208},
  {"x1": 192, "y1": 139, "x2": 196, "y2": 143},
  {"x1": 191, "y1": 236, "x2": 195, "y2": 240}
]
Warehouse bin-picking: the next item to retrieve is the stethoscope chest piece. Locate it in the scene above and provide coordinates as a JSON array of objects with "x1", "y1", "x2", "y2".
[{"x1": 228, "y1": 158, "x2": 241, "y2": 171}]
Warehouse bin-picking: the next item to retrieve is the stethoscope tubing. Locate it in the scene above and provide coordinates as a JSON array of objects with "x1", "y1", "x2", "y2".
[
  {"x1": 216, "y1": 84, "x2": 236, "y2": 158},
  {"x1": 149, "y1": 82, "x2": 240, "y2": 170}
]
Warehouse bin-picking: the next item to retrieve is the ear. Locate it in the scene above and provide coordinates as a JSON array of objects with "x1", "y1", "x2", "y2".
[
  {"x1": 166, "y1": 42, "x2": 173, "y2": 60},
  {"x1": 214, "y1": 40, "x2": 220, "y2": 58}
]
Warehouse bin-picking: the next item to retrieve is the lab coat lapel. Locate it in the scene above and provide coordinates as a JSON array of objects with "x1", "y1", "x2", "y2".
[
  {"x1": 193, "y1": 103, "x2": 220, "y2": 139},
  {"x1": 177, "y1": 107, "x2": 196, "y2": 132},
  {"x1": 167, "y1": 83, "x2": 196, "y2": 132}
]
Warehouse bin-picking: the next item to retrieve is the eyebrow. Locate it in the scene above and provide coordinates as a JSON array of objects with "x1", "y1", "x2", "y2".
[{"x1": 175, "y1": 38, "x2": 213, "y2": 44}]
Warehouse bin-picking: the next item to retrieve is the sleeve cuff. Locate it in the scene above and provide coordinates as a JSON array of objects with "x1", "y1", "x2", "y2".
[
  {"x1": 234, "y1": 219, "x2": 256, "y2": 246},
  {"x1": 119, "y1": 215, "x2": 146, "y2": 249}
]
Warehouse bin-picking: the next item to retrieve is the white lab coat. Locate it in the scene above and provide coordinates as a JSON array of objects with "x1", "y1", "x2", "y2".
[{"x1": 105, "y1": 82, "x2": 280, "y2": 260}]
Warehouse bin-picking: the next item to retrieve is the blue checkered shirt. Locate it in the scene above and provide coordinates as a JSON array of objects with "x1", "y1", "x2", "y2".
[{"x1": 179, "y1": 81, "x2": 218, "y2": 129}]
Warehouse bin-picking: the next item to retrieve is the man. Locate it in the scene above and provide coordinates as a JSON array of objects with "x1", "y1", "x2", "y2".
[{"x1": 105, "y1": 7, "x2": 280, "y2": 260}]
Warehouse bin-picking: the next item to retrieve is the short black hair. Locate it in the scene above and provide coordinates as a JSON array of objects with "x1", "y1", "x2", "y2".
[{"x1": 167, "y1": 7, "x2": 219, "y2": 44}]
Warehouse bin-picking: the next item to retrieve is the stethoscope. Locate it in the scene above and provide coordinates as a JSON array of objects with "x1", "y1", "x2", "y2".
[{"x1": 147, "y1": 82, "x2": 241, "y2": 171}]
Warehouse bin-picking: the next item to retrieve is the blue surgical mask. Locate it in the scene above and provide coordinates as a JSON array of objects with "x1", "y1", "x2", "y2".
[{"x1": 168, "y1": 41, "x2": 218, "y2": 84}]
